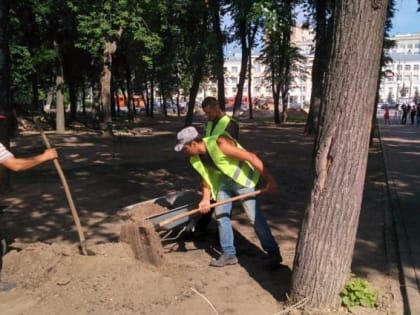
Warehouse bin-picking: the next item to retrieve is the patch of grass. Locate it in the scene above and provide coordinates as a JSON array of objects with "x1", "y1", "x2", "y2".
[{"x1": 341, "y1": 274, "x2": 378, "y2": 308}]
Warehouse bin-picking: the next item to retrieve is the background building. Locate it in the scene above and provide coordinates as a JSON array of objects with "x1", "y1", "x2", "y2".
[{"x1": 379, "y1": 33, "x2": 420, "y2": 105}]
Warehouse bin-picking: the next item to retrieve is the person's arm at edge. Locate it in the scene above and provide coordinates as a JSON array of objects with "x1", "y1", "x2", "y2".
[{"x1": 2, "y1": 148, "x2": 58, "y2": 172}]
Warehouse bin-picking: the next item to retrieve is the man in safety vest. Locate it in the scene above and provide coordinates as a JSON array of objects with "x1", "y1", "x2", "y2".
[
  {"x1": 194, "y1": 97, "x2": 239, "y2": 233},
  {"x1": 174, "y1": 126, "x2": 282, "y2": 268},
  {"x1": 202, "y1": 96, "x2": 238, "y2": 140}
]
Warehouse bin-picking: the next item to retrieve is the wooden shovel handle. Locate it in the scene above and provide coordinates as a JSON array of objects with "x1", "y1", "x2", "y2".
[
  {"x1": 158, "y1": 189, "x2": 263, "y2": 228},
  {"x1": 34, "y1": 119, "x2": 88, "y2": 255}
]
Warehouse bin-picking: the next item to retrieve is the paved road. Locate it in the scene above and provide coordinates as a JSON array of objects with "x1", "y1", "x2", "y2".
[{"x1": 378, "y1": 109, "x2": 420, "y2": 315}]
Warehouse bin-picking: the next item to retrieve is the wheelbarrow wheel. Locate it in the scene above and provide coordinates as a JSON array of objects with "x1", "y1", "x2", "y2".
[
  {"x1": 193, "y1": 210, "x2": 214, "y2": 232},
  {"x1": 183, "y1": 210, "x2": 214, "y2": 238}
]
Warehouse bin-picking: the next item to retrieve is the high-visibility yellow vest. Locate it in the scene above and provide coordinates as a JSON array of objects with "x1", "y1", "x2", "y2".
[
  {"x1": 190, "y1": 136, "x2": 260, "y2": 199},
  {"x1": 205, "y1": 115, "x2": 237, "y2": 137}
]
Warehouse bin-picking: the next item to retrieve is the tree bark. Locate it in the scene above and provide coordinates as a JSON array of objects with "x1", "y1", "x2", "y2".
[{"x1": 290, "y1": 0, "x2": 388, "y2": 308}]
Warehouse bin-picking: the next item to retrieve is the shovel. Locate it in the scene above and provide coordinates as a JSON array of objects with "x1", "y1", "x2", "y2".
[
  {"x1": 158, "y1": 189, "x2": 263, "y2": 228},
  {"x1": 34, "y1": 119, "x2": 90, "y2": 256}
]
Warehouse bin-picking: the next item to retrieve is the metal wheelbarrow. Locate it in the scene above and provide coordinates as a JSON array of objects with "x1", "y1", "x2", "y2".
[
  {"x1": 119, "y1": 190, "x2": 203, "y2": 241},
  {"x1": 120, "y1": 189, "x2": 263, "y2": 242}
]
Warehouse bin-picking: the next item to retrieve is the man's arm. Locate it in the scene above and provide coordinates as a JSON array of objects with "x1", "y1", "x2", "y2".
[
  {"x1": 2, "y1": 148, "x2": 57, "y2": 172},
  {"x1": 198, "y1": 180, "x2": 212, "y2": 213},
  {"x1": 216, "y1": 137, "x2": 278, "y2": 193}
]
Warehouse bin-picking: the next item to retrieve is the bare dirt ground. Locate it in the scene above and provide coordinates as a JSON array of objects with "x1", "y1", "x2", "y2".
[{"x1": 0, "y1": 112, "x2": 403, "y2": 315}]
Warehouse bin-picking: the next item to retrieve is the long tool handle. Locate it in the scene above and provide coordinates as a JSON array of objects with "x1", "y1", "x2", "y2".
[
  {"x1": 158, "y1": 189, "x2": 263, "y2": 228},
  {"x1": 35, "y1": 119, "x2": 88, "y2": 255}
]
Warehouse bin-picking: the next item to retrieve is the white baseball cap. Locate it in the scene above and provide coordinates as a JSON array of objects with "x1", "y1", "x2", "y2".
[{"x1": 174, "y1": 126, "x2": 200, "y2": 152}]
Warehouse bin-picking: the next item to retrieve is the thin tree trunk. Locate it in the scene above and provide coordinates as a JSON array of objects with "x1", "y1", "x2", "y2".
[
  {"x1": 55, "y1": 70, "x2": 65, "y2": 133},
  {"x1": 184, "y1": 64, "x2": 204, "y2": 126},
  {"x1": 31, "y1": 74, "x2": 39, "y2": 111},
  {"x1": 209, "y1": 0, "x2": 226, "y2": 109},
  {"x1": 101, "y1": 56, "x2": 112, "y2": 135},
  {"x1": 280, "y1": 1, "x2": 292, "y2": 123},
  {"x1": 68, "y1": 79, "x2": 77, "y2": 121},
  {"x1": 54, "y1": 41, "x2": 65, "y2": 133},
  {"x1": 100, "y1": 29, "x2": 122, "y2": 136},
  {"x1": 232, "y1": 18, "x2": 249, "y2": 118},
  {"x1": 247, "y1": 38, "x2": 253, "y2": 119},
  {"x1": 305, "y1": 0, "x2": 332, "y2": 135},
  {"x1": 0, "y1": 0, "x2": 11, "y2": 191},
  {"x1": 290, "y1": 0, "x2": 388, "y2": 308}
]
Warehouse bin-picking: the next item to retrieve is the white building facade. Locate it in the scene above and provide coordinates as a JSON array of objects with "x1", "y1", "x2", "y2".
[
  {"x1": 199, "y1": 31, "x2": 420, "y2": 108},
  {"x1": 379, "y1": 33, "x2": 420, "y2": 105}
]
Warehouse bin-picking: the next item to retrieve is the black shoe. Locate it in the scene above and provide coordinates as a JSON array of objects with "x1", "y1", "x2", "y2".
[
  {"x1": 209, "y1": 253, "x2": 238, "y2": 267},
  {"x1": 0, "y1": 281, "x2": 16, "y2": 292}
]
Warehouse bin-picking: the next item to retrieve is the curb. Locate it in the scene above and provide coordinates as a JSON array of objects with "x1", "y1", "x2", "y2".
[{"x1": 377, "y1": 124, "x2": 420, "y2": 315}]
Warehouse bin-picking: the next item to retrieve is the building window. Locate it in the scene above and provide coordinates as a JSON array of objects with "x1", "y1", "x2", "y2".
[
  {"x1": 413, "y1": 75, "x2": 419, "y2": 82},
  {"x1": 231, "y1": 66, "x2": 238, "y2": 73},
  {"x1": 414, "y1": 65, "x2": 419, "y2": 70},
  {"x1": 405, "y1": 65, "x2": 411, "y2": 70},
  {"x1": 407, "y1": 44, "x2": 413, "y2": 49},
  {"x1": 231, "y1": 77, "x2": 238, "y2": 84},
  {"x1": 404, "y1": 75, "x2": 410, "y2": 81},
  {"x1": 397, "y1": 65, "x2": 403, "y2": 70},
  {"x1": 397, "y1": 74, "x2": 402, "y2": 81}
]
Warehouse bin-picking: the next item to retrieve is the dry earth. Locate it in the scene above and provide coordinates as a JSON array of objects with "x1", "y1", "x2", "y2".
[{"x1": 0, "y1": 112, "x2": 403, "y2": 315}]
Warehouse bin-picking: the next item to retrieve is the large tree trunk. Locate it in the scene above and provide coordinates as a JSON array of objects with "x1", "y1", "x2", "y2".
[{"x1": 290, "y1": 0, "x2": 388, "y2": 308}]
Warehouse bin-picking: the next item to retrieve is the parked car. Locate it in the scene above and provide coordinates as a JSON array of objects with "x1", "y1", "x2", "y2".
[{"x1": 377, "y1": 102, "x2": 396, "y2": 109}]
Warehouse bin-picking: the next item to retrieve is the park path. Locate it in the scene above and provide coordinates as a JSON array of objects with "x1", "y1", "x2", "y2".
[{"x1": 378, "y1": 109, "x2": 420, "y2": 315}]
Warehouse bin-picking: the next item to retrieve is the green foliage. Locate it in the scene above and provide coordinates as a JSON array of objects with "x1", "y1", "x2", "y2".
[{"x1": 341, "y1": 275, "x2": 378, "y2": 308}]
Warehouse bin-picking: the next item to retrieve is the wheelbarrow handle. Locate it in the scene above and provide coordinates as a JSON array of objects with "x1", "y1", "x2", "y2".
[{"x1": 158, "y1": 189, "x2": 263, "y2": 228}]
